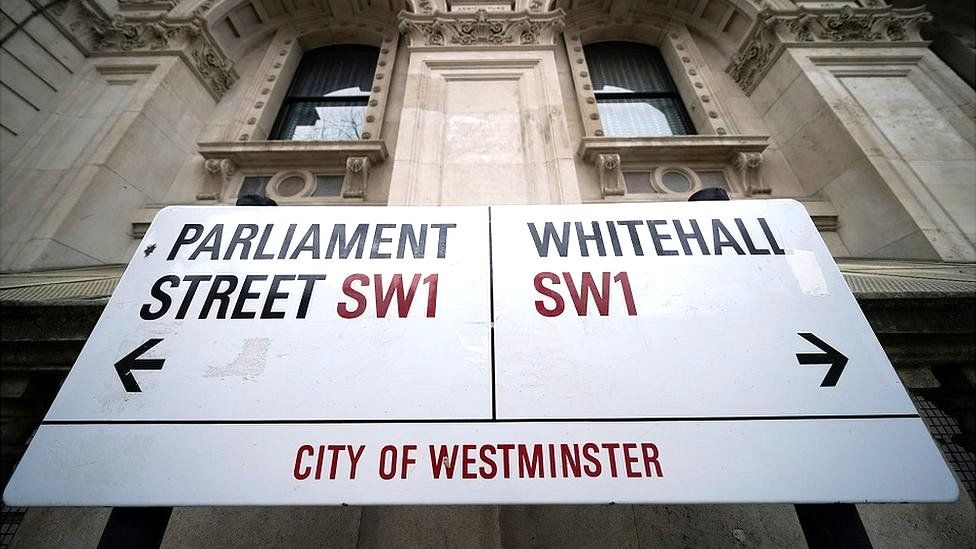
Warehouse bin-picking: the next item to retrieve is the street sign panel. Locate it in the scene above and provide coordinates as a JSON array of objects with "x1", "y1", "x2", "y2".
[{"x1": 3, "y1": 201, "x2": 959, "y2": 506}]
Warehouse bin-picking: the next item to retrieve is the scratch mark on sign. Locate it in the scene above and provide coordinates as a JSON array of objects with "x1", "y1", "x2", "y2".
[
  {"x1": 205, "y1": 338, "x2": 270, "y2": 380},
  {"x1": 456, "y1": 331, "x2": 489, "y2": 366}
]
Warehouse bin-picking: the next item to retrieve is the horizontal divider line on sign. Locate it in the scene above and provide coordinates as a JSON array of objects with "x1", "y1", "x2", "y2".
[{"x1": 42, "y1": 414, "x2": 920, "y2": 426}]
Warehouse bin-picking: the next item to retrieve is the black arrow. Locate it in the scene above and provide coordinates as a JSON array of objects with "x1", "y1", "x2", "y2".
[
  {"x1": 796, "y1": 333, "x2": 848, "y2": 387},
  {"x1": 115, "y1": 338, "x2": 165, "y2": 392}
]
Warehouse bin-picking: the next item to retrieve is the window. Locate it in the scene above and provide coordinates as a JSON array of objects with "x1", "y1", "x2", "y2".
[
  {"x1": 583, "y1": 42, "x2": 695, "y2": 137},
  {"x1": 270, "y1": 45, "x2": 380, "y2": 141}
]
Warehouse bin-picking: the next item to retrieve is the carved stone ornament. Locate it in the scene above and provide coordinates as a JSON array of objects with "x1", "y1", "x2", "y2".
[
  {"x1": 342, "y1": 156, "x2": 371, "y2": 199},
  {"x1": 727, "y1": 5, "x2": 932, "y2": 95},
  {"x1": 399, "y1": 8, "x2": 565, "y2": 47},
  {"x1": 54, "y1": 0, "x2": 236, "y2": 99},
  {"x1": 204, "y1": 158, "x2": 237, "y2": 179},
  {"x1": 734, "y1": 152, "x2": 769, "y2": 196},
  {"x1": 595, "y1": 153, "x2": 625, "y2": 197}
]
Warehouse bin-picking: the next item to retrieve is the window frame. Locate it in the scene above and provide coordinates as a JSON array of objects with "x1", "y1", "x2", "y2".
[{"x1": 268, "y1": 44, "x2": 381, "y2": 141}]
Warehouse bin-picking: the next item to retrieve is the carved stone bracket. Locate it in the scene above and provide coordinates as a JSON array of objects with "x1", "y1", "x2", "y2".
[
  {"x1": 201, "y1": 157, "x2": 234, "y2": 200},
  {"x1": 399, "y1": 8, "x2": 565, "y2": 47},
  {"x1": 596, "y1": 153, "x2": 625, "y2": 197},
  {"x1": 342, "y1": 157, "x2": 371, "y2": 199},
  {"x1": 727, "y1": 5, "x2": 932, "y2": 94},
  {"x1": 734, "y1": 152, "x2": 769, "y2": 196},
  {"x1": 51, "y1": 0, "x2": 237, "y2": 99}
]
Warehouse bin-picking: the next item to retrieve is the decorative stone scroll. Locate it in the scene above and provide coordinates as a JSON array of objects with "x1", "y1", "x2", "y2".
[
  {"x1": 399, "y1": 8, "x2": 565, "y2": 47},
  {"x1": 596, "y1": 153, "x2": 625, "y2": 197},
  {"x1": 342, "y1": 157, "x2": 371, "y2": 199},
  {"x1": 204, "y1": 158, "x2": 237, "y2": 180},
  {"x1": 52, "y1": 0, "x2": 237, "y2": 99},
  {"x1": 727, "y1": 5, "x2": 931, "y2": 94}
]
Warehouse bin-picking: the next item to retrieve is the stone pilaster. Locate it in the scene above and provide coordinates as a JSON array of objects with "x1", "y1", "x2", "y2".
[
  {"x1": 728, "y1": 4, "x2": 975, "y2": 262},
  {"x1": 388, "y1": 8, "x2": 580, "y2": 206}
]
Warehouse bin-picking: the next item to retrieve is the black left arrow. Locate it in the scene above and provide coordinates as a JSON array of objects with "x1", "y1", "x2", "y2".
[
  {"x1": 115, "y1": 338, "x2": 165, "y2": 392},
  {"x1": 796, "y1": 332, "x2": 848, "y2": 387}
]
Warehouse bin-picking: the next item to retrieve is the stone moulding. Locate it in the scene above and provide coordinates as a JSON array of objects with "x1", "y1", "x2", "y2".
[
  {"x1": 727, "y1": 5, "x2": 932, "y2": 95},
  {"x1": 197, "y1": 140, "x2": 389, "y2": 169},
  {"x1": 398, "y1": 8, "x2": 565, "y2": 47},
  {"x1": 50, "y1": 0, "x2": 237, "y2": 100}
]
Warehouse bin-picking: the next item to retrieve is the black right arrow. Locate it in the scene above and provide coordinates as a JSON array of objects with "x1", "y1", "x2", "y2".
[
  {"x1": 115, "y1": 338, "x2": 165, "y2": 392},
  {"x1": 796, "y1": 333, "x2": 848, "y2": 387}
]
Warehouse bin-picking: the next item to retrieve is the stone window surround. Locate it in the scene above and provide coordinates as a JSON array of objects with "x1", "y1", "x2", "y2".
[
  {"x1": 197, "y1": 21, "x2": 401, "y2": 202},
  {"x1": 578, "y1": 135, "x2": 770, "y2": 198},
  {"x1": 563, "y1": 20, "x2": 772, "y2": 199},
  {"x1": 198, "y1": 140, "x2": 388, "y2": 200}
]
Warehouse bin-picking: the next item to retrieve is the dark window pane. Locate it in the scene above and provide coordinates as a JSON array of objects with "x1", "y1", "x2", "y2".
[
  {"x1": 287, "y1": 45, "x2": 379, "y2": 97},
  {"x1": 597, "y1": 97, "x2": 693, "y2": 137},
  {"x1": 240, "y1": 176, "x2": 270, "y2": 197},
  {"x1": 624, "y1": 171, "x2": 652, "y2": 194},
  {"x1": 697, "y1": 170, "x2": 729, "y2": 190},
  {"x1": 584, "y1": 42, "x2": 676, "y2": 94},
  {"x1": 313, "y1": 175, "x2": 344, "y2": 196},
  {"x1": 275, "y1": 101, "x2": 366, "y2": 140}
]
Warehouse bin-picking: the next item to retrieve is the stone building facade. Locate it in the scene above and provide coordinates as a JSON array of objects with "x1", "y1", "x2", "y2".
[{"x1": 1, "y1": 0, "x2": 974, "y2": 546}]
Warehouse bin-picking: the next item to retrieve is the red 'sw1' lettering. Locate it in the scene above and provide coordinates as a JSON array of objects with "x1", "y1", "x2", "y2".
[
  {"x1": 534, "y1": 272, "x2": 637, "y2": 317},
  {"x1": 338, "y1": 274, "x2": 438, "y2": 318}
]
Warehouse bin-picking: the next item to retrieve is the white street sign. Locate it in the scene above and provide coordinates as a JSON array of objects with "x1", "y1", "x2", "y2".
[{"x1": 3, "y1": 201, "x2": 959, "y2": 506}]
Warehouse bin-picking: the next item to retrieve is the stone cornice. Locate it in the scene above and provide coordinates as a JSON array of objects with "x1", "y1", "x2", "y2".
[
  {"x1": 49, "y1": 0, "x2": 237, "y2": 100},
  {"x1": 727, "y1": 5, "x2": 932, "y2": 95},
  {"x1": 398, "y1": 8, "x2": 565, "y2": 48},
  {"x1": 577, "y1": 135, "x2": 769, "y2": 163}
]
